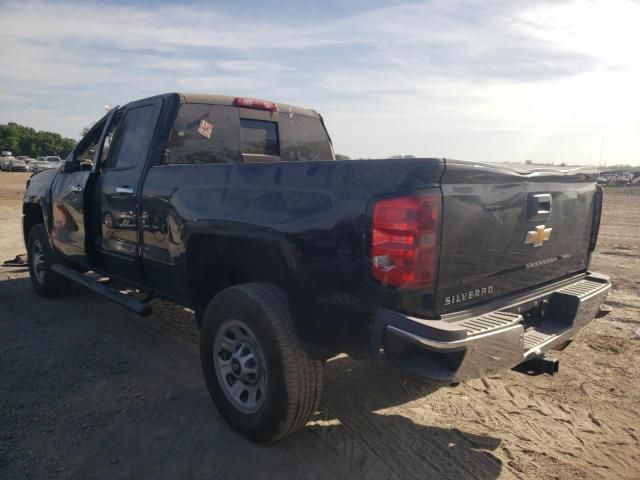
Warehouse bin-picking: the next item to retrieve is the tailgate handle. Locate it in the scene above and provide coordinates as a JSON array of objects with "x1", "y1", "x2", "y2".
[{"x1": 529, "y1": 193, "x2": 552, "y2": 218}]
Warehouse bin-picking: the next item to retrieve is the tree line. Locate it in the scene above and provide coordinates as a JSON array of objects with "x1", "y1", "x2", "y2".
[{"x1": 0, "y1": 122, "x2": 77, "y2": 158}]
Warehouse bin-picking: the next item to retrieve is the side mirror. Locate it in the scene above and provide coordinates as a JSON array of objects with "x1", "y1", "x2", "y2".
[{"x1": 62, "y1": 159, "x2": 77, "y2": 173}]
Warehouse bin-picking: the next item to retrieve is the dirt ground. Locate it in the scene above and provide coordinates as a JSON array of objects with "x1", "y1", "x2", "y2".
[{"x1": 1, "y1": 171, "x2": 639, "y2": 480}]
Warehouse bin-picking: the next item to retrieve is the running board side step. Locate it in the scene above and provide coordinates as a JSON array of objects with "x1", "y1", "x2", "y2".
[{"x1": 51, "y1": 264, "x2": 153, "y2": 317}]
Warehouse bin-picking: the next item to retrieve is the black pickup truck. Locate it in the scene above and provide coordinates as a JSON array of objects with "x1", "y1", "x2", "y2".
[{"x1": 23, "y1": 93, "x2": 611, "y2": 442}]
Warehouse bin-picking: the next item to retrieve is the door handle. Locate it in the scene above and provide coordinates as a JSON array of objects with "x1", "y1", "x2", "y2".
[
  {"x1": 116, "y1": 186, "x2": 134, "y2": 195},
  {"x1": 71, "y1": 184, "x2": 83, "y2": 193}
]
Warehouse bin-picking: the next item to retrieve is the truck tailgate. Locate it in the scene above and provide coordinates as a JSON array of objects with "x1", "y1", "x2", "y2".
[{"x1": 434, "y1": 160, "x2": 599, "y2": 314}]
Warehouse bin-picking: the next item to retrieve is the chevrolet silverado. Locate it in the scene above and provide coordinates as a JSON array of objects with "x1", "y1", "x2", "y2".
[{"x1": 23, "y1": 93, "x2": 611, "y2": 442}]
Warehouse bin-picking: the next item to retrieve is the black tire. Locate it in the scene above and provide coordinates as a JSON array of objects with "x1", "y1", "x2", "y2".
[
  {"x1": 200, "y1": 283, "x2": 323, "y2": 443},
  {"x1": 27, "y1": 224, "x2": 72, "y2": 297}
]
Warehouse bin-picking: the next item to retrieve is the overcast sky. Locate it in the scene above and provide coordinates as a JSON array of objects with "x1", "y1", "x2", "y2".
[{"x1": 1, "y1": 0, "x2": 639, "y2": 165}]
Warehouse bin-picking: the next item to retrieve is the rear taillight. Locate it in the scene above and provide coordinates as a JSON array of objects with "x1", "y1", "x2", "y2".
[
  {"x1": 371, "y1": 192, "x2": 441, "y2": 289},
  {"x1": 589, "y1": 185, "x2": 603, "y2": 252},
  {"x1": 235, "y1": 97, "x2": 279, "y2": 112}
]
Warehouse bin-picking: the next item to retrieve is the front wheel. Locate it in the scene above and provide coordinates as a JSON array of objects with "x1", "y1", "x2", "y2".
[
  {"x1": 200, "y1": 283, "x2": 323, "y2": 443},
  {"x1": 27, "y1": 224, "x2": 72, "y2": 297}
]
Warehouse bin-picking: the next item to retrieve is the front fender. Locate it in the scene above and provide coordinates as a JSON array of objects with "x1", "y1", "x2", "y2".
[{"x1": 23, "y1": 168, "x2": 59, "y2": 234}]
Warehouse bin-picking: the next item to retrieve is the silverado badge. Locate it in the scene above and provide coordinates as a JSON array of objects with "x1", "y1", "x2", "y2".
[
  {"x1": 525, "y1": 225, "x2": 552, "y2": 247},
  {"x1": 444, "y1": 286, "x2": 495, "y2": 306}
]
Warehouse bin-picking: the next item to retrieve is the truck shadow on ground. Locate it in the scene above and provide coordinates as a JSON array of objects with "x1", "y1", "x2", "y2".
[{"x1": 290, "y1": 355, "x2": 504, "y2": 479}]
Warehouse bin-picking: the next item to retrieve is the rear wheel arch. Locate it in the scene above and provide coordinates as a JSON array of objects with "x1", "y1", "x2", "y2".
[
  {"x1": 186, "y1": 233, "x2": 296, "y2": 318},
  {"x1": 185, "y1": 232, "x2": 332, "y2": 360}
]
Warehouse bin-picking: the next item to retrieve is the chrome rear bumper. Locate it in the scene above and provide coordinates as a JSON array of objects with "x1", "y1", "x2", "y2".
[{"x1": 371, "y1": 273, "x2": 611, "y2": 382}]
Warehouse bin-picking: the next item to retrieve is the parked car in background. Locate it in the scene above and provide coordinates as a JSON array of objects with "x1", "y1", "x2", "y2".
[
  {"x1": 17, "y1": 156, "x2": 36, "y2": 171},
  {"x1": 43, "y1": 156, "x2": 62, "y2": 167},
  {"x1": 7, "y1": 157, "x2": 28, "y2": 172},
  {"x1": 0, "y1": 156, "x2": 13, "y2": 171},
  {"x1": 31, "y1": 156, "x2": 63, "y2": 172},
  {"x1": 599, "y1": 171, "x2": 633, "y2": 187},
  {"x1": 32, "y1": 157, "x2": 49, "y2": 172}
]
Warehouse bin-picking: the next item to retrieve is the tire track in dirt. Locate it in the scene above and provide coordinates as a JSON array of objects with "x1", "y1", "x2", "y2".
[{"x1": 314, "y1": 358, "x2": 506, "y2": 480}]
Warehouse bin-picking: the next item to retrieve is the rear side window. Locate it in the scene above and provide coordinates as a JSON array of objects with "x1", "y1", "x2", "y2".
[
  {"x1": 164, "y1": 104, "x2": 241, "y2": 164},
  {"x1": 240, "y1": 119, "x2": 279, "y2": 156},
  {"x1": 279, "y1": 114, "x2": 333, "y2": 161}
]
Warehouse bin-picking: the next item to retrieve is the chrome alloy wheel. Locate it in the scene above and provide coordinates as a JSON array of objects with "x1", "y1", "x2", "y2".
[
  {"x1": 213, "y1": 319, "x2": 267, "y2": 414},
  {"x1": 32, "y1": 239, "x2": 46, "y2": 285}
]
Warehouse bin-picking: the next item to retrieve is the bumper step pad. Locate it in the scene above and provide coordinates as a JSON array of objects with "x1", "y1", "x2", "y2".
[
  {"x1": 523, "y1": 321, "x2": 567, "y2": 351},
  {"x1": 458, "y1": 311, "x2": 521, "y2": 336},
  {"x1": 522, "y1": 277, "x2": 610, "y2": 355},
  {"x1": 557, "y1": 278, "x2": 610, "y2": 298}
]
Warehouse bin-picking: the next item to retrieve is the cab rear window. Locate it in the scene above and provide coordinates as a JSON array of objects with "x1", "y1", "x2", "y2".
[
  {"x1": 240, "y1": 119, "x2": 279, "y2": 156},
  {"x1": 163, "y1": 102, "x2": 332, "y2": 165},
  {"x1": 163, "y1": 104, "x2": 241, "y2": 165}
]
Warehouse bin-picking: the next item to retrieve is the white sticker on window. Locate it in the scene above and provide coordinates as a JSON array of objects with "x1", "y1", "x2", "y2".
[{"x1": 197, "y1": 119, "x2": 213, "y2": 139}]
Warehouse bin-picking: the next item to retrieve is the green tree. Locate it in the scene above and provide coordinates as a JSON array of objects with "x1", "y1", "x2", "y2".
[{"x1": 0, "y1": 122, "x2": 77, "y2": 158}]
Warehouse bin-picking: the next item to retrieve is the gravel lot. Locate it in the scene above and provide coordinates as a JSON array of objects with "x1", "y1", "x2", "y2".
[{"x1": 1, "y1": 171, "x2": 639, "y2": 479}]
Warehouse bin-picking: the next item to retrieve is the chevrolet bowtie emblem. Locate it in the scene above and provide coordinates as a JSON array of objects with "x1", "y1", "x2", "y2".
[{"x1": 525, "y1": 225, "x2": 552, "y2": 247}]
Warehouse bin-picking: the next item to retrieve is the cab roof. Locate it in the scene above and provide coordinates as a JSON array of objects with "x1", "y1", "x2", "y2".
[{"x1": 177, "y1": 92, "x2": 320, "y2": 118}]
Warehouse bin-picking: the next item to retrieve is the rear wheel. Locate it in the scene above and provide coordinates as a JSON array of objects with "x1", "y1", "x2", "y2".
[
  {"x1": 27, "y1": 224, "x2": 72, "y2": 297},
  {"x1": 200, "y1": 283, "x2": 323, "y2": 443}
]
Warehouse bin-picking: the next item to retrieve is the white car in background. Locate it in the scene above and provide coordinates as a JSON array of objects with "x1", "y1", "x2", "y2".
[
  {"x1": 44, "y1": 156, "x2": 62, "y2": 169},
  {"x1": 29, "y1": 157, "x2": 46, "y2": 172},
  {"x1": 1, "y1": 156, "x2": 16, "y2": 171},
  {"x1": 32, "y1": 156, "x2": 63, "y2": 172},
  {"x1": 17, "y1": 156, "x2": 36, "y2": 171}
]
